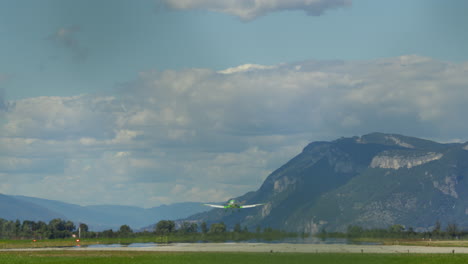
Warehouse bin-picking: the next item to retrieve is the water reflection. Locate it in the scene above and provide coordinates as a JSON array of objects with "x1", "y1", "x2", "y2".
[
  {"x1": 76, "y1": 237, "x2": 380, "y2": 248},
  {"x1": 82, "y1": 242, "x2": 158, "y2": 248},
  {"x1": 238, "y1": 237, "x2": 379, "y2": 245}
]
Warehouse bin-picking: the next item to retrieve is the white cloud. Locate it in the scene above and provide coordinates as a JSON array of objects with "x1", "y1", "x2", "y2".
[
  {"x1": 2, "y1": 55, "x2": 468, "y2": 207},
  {"x1": 217, "y1": 64, "x2": 277, "y2": 74},
  {"x1": 2, "y1": 95, "x2": 120, "y2": 140},
  {"x1": 162, "y1": 0, "x2": 351, "y2": 21}
]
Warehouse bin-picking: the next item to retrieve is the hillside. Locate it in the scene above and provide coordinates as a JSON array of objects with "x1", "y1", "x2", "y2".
[
  {"x1": 1, "y1": 195, "x2": 210, "y2": 231},
  {"x1": 187, "y1": 132, "x2": 468, "y2": 233},
  {"x1": 0, "y1": 194, "x2": 66, "y2": 221}
]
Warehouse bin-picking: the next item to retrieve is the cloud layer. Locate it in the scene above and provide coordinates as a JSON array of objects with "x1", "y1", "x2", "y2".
[
  {"x1": 2, "y1": 55, "x2": 468, "y2": 207},
  {"x1": 162, "y1": 0, "x2": 351, "y2": 21}
]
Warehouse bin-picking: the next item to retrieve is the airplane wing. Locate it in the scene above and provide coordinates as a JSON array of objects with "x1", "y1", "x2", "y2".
[
  {"x1": 240, "y1": 204, "x2": 264, "y2": 208},
  {"x1": 204, "y1": 204, "x2": 226, "y2": 208}
]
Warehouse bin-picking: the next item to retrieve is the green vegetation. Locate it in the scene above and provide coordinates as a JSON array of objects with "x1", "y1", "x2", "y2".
[
  {"x1": 0, "y1": 231, "x2": 297, "y2": 249},
  {"x1": 316, "y1": 221, "x2": 468, "y2": 247},
  {"x1": 1, "y1": 251, "x2": 468, "y2": 264},
  {"x1": 0, "y1": 218, "x2": 296, "y2": 248},
  {"x1": 150, "y1": 220, "x2": 296, "y2": 243},
  {"x1": 0, "y1": 218, "x2": 78, "y2": 239},
  {"x1": 319, "y1": 221, "x2": 468, "y2": 240}
]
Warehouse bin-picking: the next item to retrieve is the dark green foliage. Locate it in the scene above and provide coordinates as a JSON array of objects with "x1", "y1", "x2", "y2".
[
  {"x1": 201, "y1": 222, "x2": 208, "y2": 234},
  {"x1": 100, "y1": 229, "x2": 116, "y2": 238},
  {"x1": 0, "y1": 218, "x2": 76, "y2": 239},
  {"x1": 118, "y1": 224, "x2": 133, "y2": 237},
  {"x1": 79, "y1": 223, "x2": 89, "y2": 233},
  {"x1": 154, "y1": 220, "x2": 175, "y2": 235},
  {"x1": 446, "y1": 222, "x2": 459, "y2": 238},
  {"x1": 179, "y1": 222, "x2": 198, "y2": 234},
  {"x1": 233, "y1": 223, "x2": 242, "y2": 233},
  {"x1": 320, "y1": 220, "x2": 468, "y2": 240},
  {"x1": 347, "y1": 225, "x2": 363, "y2": 237},
  {"x1": 48, "y1": 219, "x2": 75, "y2": 239},
  {"x1": 209, "y1": 222, "x2": 226, "y2": 233},
  {"x1": 433, "y1": 220, "x2": 441, "y2": 236},
  {"x1": 78, "y1": 223, "x2": 90, "y2": 238},
  {"x1": 389, "y1": 225, "x2": 405, "y2": 233},
  {"x1": 0, "y1": 217, "x2": 296, "y2": 242}
]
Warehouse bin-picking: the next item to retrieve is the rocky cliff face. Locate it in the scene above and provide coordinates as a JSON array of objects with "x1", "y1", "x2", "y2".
[
  {"x1": 432, "y1": 173, "x2": 459, "y2": 198},
  {"x1": 187, "y1": 133, "x2": 468, "y2": 233},
  {"x1": 370, "y1": 152, "x2": 443, "y2": 169}
]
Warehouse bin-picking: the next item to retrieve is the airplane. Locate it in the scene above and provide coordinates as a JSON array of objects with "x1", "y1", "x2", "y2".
[{"x1": 204, "y1": 199, "x2": 264, "y2": 209}]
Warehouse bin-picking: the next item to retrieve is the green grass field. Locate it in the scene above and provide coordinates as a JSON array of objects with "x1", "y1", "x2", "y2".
[{"x1": 0, "y1": 251, "x2": 468, "y2": 264}]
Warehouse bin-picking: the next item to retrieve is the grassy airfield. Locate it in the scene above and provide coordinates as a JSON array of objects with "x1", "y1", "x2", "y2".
[
  {"x1": 3, "y1": 237, "x2": 468, "y2": 250},
  {"x1": 3, "y1": 238, "x2": 468, "y2": 264},
  {"x1": 1, "y1": 251, "x2": 468, "y2": 264}
]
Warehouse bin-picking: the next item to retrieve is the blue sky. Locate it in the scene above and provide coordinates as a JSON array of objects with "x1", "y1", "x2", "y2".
[
  {"x1": 2, "y1": 0, "x2": 467, "y2": 99},
  {"x1": 1, "y1": 0, "x2": 468, "y2": 207}
]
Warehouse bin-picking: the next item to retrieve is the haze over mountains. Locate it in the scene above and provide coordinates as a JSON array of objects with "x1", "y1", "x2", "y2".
[
  {"x1": 0, "y1": 194, "x2": 209, "y2": 231},
  {"x1": 188, "y1": 133, "x2": 468, "y2": 233}
]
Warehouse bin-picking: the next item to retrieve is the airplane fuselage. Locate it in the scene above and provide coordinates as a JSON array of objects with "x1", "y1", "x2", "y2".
[
  {"x1": 204, "y1": 199, "x2": 263, "y2": 209},
  {"x1": 226, "y1": 199, "x2": 240, "y2": 208}
]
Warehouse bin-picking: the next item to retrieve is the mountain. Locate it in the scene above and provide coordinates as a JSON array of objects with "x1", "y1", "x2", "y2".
[
  {"x1": 0, "y1": 194, "x2": 66, "y2": 221},
  {"x1": 187, "y1": 132, "x2": 468, "y2": 233},
  {"x1": 1, "y1": 195, "x2": 210, "y2": 231}
]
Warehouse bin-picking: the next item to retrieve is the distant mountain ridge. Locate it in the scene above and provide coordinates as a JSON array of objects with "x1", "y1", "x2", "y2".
[
  {"x1": 0, "y1": 194, "x2": 66, "y2": 221},
  {"x1": 0, "y1": 194, "x2": 209, "y2": 231},
  {"x1": 186, "y1": 132, "x2": 468, "y2": 233},
  {"x1": 5, "y1": 132, "x2": 468, "y2": 233}
]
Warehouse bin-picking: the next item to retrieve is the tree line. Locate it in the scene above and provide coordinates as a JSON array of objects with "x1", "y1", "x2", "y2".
[
  {"x1": 150, "y1": 220, "x2": 295, "y2": 242},
  {"x1": 0, "y1": 218, "x2": 294, "y2": 241},
  {"x1": 320, "y1": 220, "x2": 466, "y2": 240},
  {"x1": 0, "y1": 218, "x2": 76, "y2": 239},
  {"x1": 0, "y1": 218, "x2": 137, "y2": 240},
  {"x1": 5, "y1": 217, "x2": 468, "y2": 241}
]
